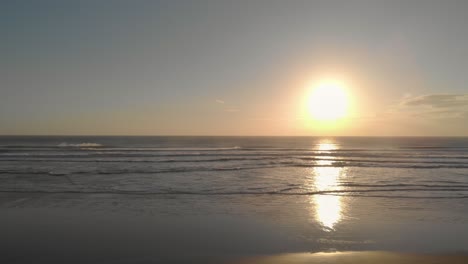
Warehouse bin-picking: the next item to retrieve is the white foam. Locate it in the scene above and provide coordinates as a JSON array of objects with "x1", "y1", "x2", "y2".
[{"x1": 58, "y1": 142, "x2": 103, "y2": 148}]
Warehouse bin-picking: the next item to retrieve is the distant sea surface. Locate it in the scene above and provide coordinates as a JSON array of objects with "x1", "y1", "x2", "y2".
[
  {"x1": 2, "y1": 136, "x2": 468, "y2": 198},
  {"x1": 1, "y1": 136, "x2": 468, "y2": 261}
]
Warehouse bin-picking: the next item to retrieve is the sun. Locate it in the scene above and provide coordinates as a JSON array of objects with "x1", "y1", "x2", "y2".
[{"x1": 307, "y1": 80, "x2": 349, "y2": 121}]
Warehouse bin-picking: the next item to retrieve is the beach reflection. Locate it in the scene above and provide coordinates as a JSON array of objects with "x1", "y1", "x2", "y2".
[{"x1": 310, "y1": 141, "x2": 346, "y2": 231}]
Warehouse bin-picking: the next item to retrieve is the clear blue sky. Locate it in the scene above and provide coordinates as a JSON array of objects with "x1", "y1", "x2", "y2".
[{"x1": 2, "y1": 0, "x2": 468, "y2": 136}]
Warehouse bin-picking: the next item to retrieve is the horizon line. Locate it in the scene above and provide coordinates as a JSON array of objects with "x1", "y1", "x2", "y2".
[{"x1": 1, "y1": 134, "x2": 468, "y2": 138}]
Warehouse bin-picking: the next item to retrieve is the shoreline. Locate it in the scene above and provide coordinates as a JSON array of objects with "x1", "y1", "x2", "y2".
[{"x1": 230, "y1": 251, "x2": 468, "y2": 264}]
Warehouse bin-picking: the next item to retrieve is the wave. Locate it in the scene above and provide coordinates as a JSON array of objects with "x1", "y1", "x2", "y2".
[
  {"x1": 338, "y1": 183, "x2": 468, "y2": 188},
  {"x1": 1, "y1": 188, "x2": 468, "y2": 199},
  {"x1": 3, "y1": 151, "x2": 468, "y2": 161},
  {"x1": 0, "y1": 145, "x2": 242, "y2": 151},
  {"x1": 2, "y1": 162, "x2": 468, "y2": 177},
  {"x1": 57, "y1": 142, "x2": 104, "y2": 148},
  {"x1": 4, "y1": 154, "x2": 468, "y2": 161},
  {"x1": 3, "y1": 144, "x2": 468, "y2": 153},
  {"x1": 399, "y1": 146, "x2": 468, "y2": 149},
  {"x1": 0, "y1": 142, "x2": 104, "y2": 149}
]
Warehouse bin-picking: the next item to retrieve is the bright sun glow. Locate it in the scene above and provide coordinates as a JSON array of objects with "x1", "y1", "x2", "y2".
[{"x1": 307, "y1": 80, "x2": 349, "y2": 121}]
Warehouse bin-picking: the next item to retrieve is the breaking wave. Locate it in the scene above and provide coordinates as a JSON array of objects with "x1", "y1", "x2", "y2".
[{"x1": 57, "y1": 142, "x2": 104, "y2": 148}]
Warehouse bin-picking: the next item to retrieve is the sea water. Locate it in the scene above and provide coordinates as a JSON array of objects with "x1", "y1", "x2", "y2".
[{"x1": 1, "y1": 136, "x2": 468, "y2": 261}]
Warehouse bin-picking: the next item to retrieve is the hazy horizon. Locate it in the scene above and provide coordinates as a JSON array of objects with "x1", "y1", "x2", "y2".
[
  {"x1": 3, "y1": 0, "x2": 468, "y2": 136},
  {"x1": 2, "y1": 134, "x2": 468, "y2": 138}
]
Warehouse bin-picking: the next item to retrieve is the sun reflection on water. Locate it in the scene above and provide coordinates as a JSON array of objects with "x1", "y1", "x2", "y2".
[
  {"x1": 316, "y1": 142, "x2": 338, "y2": 152},
  {"x1": 310, "y1": 141, "x2": 346, "y2": 231},
  {"x1": 315, "y1": 194, "x2": 342, "y2": 231}
]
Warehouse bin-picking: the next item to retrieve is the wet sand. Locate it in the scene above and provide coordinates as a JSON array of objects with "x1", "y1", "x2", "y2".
[
  {"x1": 231, "y1": 251, "x2": 468, "y2": 264},
  {"x1": 2, "y1": 192, "x2": 468, "y2": 263}
]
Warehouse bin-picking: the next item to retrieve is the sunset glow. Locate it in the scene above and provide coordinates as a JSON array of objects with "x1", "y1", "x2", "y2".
[{"x1": 3, "y1": 2, "x2": 468, "y2": 263}]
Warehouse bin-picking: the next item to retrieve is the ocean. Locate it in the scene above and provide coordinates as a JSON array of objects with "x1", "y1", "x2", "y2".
[{"x1": 1, "y1": 136, "x2": 468, "y2": 262}]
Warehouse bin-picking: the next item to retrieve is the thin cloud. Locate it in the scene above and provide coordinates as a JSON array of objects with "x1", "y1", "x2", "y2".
[
  {"x1": 401, "y1": 94, "x2": 468, "y2": 108},
  {"x1": 395, "y1": 93, "x2": 468, "y2": 119},
  {"x1": 215, "y1": 99, "x2": 225, "y2": 104}
]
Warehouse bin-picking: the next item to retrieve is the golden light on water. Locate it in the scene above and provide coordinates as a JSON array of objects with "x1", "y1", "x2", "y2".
[
  {"x1": 314, "y1": 162, "x2": 342, "y2": 231},
  {"x1": 316, "y1": 142, "x2": 338, "y2": 152},
  {"x1": 307, "y1": 80, "x2": 349, "y2": 121},
  {"x1": 315, "y1": 194, "x2": 342, "y2": 231},
  {"x1": 309, "y1": 141, "x2": 346, "y2": 231}
]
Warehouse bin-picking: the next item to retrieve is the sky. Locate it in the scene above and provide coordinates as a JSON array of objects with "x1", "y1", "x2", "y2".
[{"x1": 2, "y1": 0, "x2": 468, "y2": 136}]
